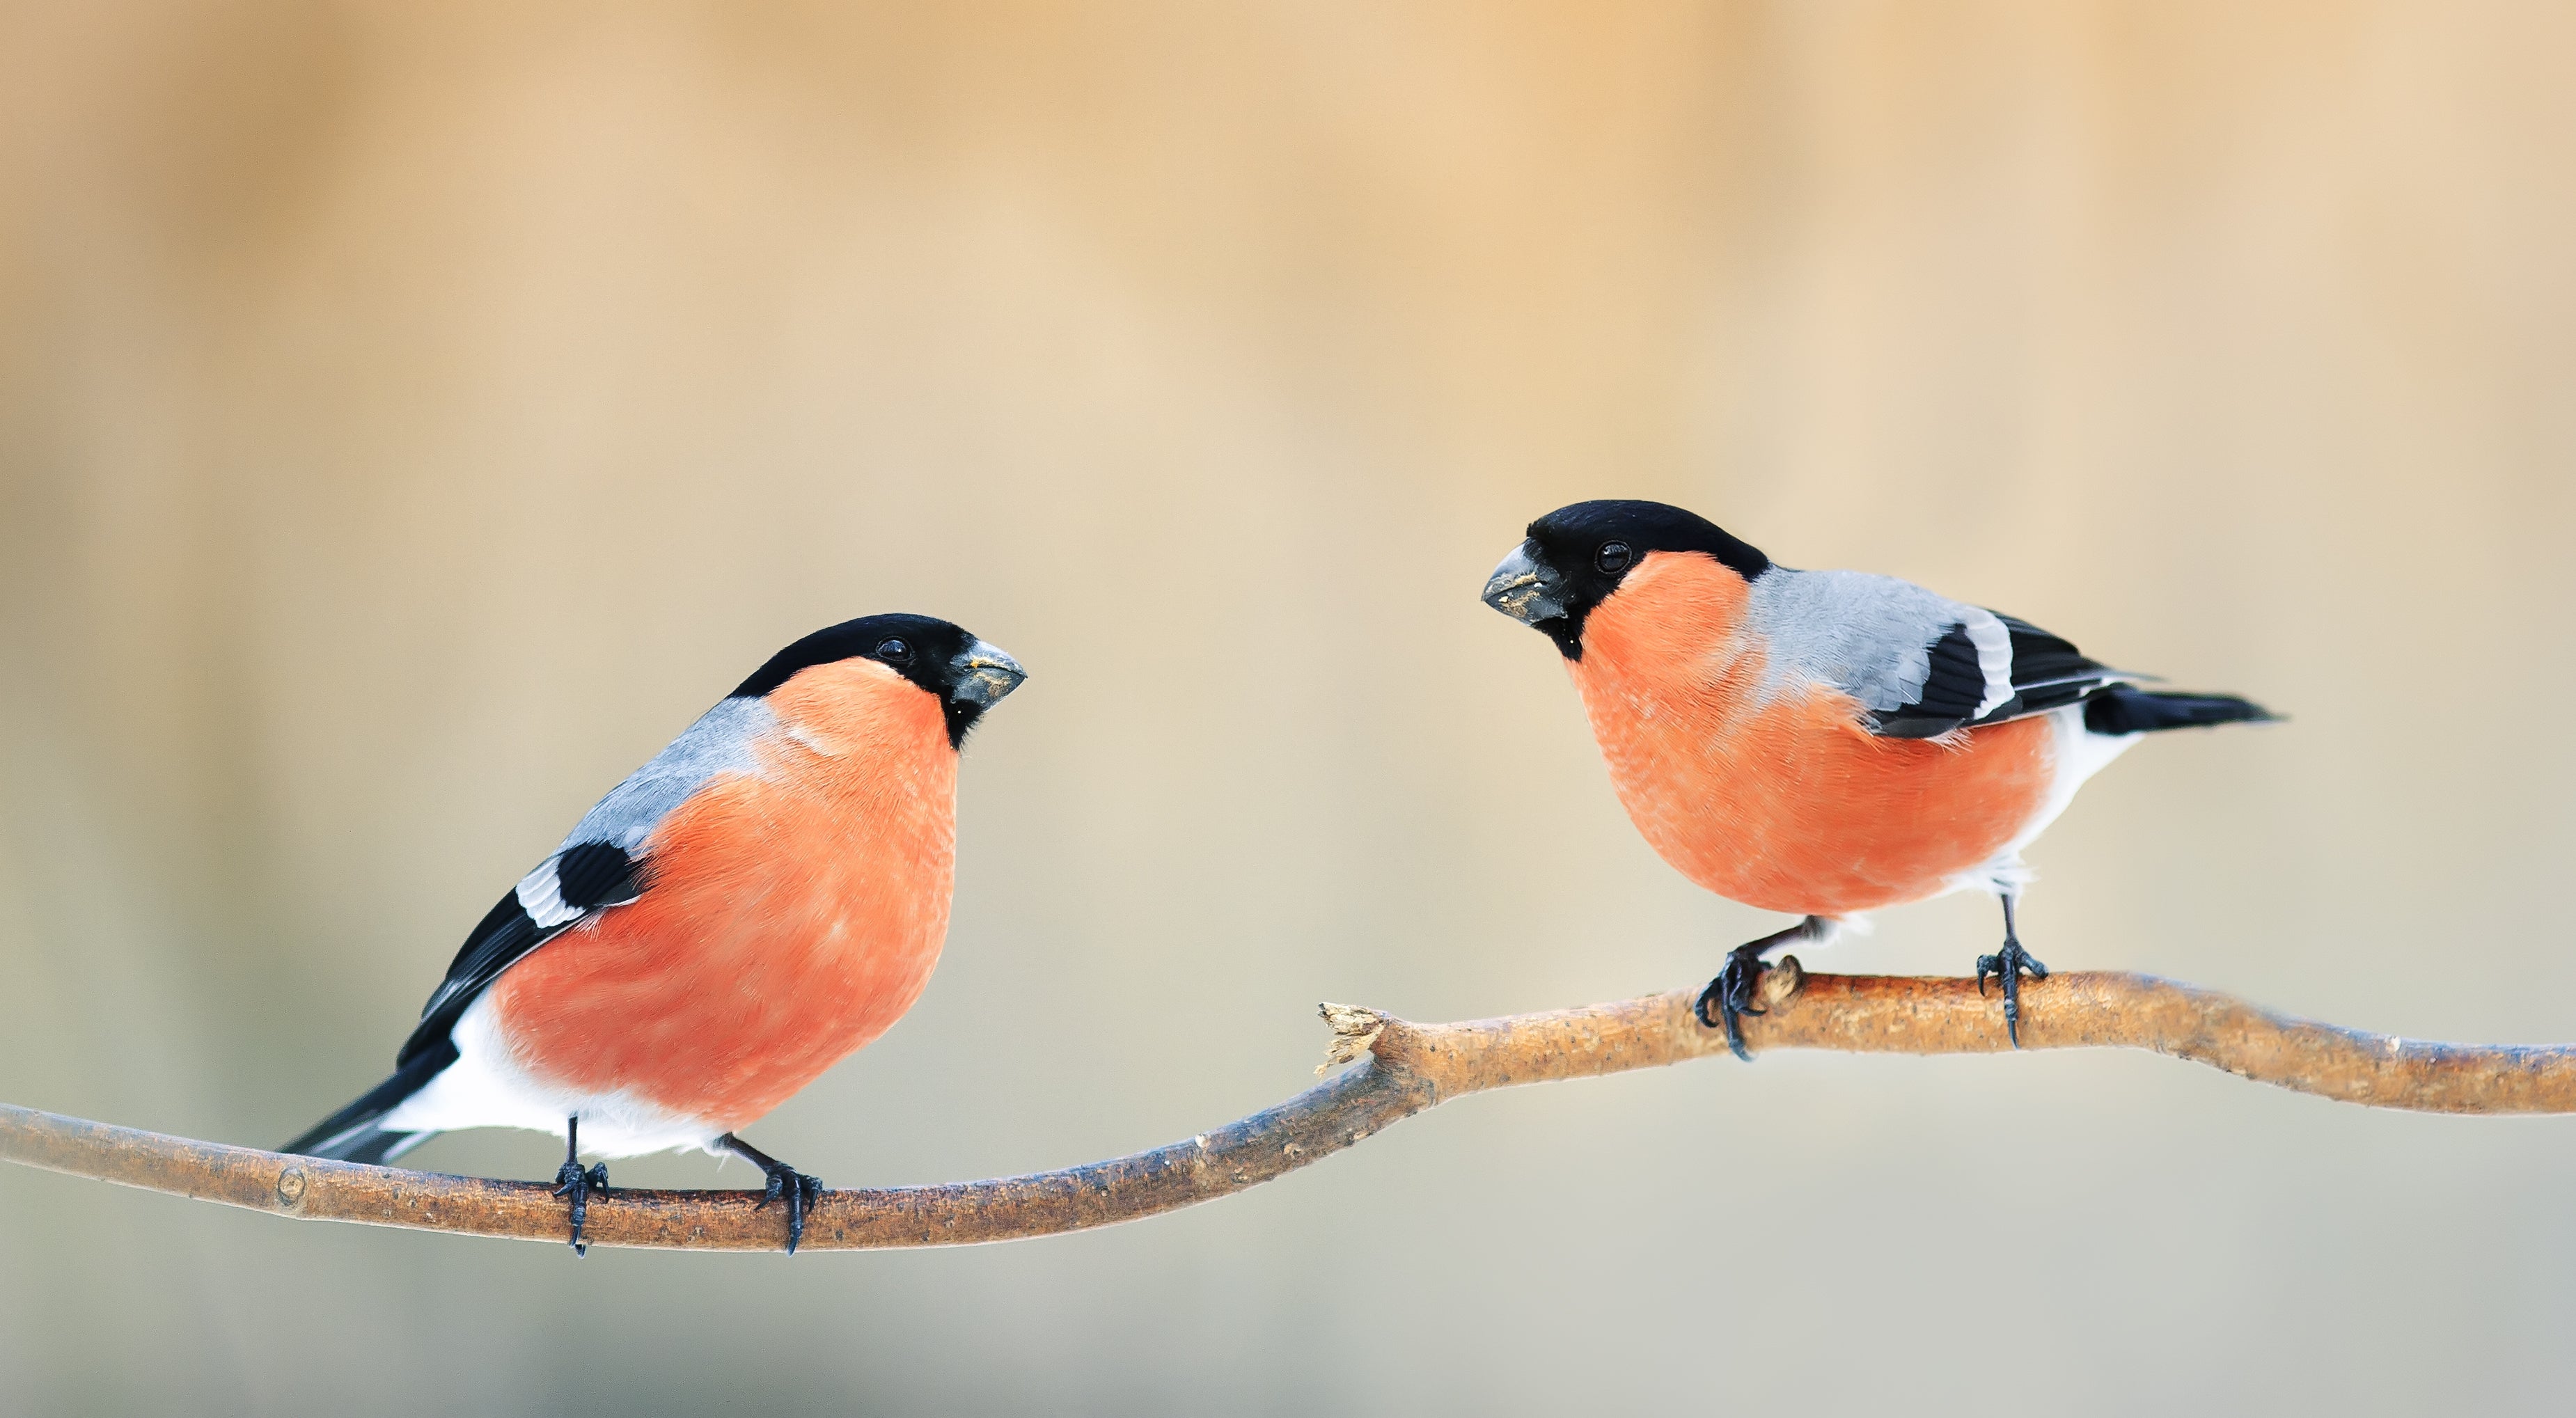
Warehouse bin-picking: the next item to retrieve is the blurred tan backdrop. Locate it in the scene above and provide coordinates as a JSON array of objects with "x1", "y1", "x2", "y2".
[{"x1": 5, "y1": 2, "x2": 2575, "y2": 1413}]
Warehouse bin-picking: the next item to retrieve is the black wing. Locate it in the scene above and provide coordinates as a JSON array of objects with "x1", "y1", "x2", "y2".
[
  {"x1": 394, "y1": 840, "x2": 647, "y2": 1066},
  {"x1": 1869, "y1": 614, "x2": 2134, "y2": 739}
]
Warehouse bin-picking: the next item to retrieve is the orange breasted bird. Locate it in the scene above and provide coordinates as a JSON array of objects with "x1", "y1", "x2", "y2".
[
  {"x1": 1482, "y1": 501, "x2": 2271, "y2": 1057},
  {"x1": 283, "y1": 615, "x2": 1026, "y2": 1253}
]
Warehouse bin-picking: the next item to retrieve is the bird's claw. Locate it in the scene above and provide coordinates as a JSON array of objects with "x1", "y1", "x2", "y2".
[
  {"x1": 552, "y1": 1160, "x2": 610, "y2": 1256},
  {"x1": 753, "y1": 1162, "x2": 826, "y2": 1256},
  {"x1": 1693, "y1": 944, "x2": 1773, "y2": 1063},
  {"x1": 1974, "y1": 940, "x2": 2050, "y2": 1047}
]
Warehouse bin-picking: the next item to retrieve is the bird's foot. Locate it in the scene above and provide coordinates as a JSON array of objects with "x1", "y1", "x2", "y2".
[
  {"x1": 753, "y1": 1163, "x2": 826, "y2": 1256},
  {"x1": 716, "y1": 1132, "x2": 826, "y2": 1254},
  {"x1": 1693, "y1": 942, "x2": 1775, "y2": 1063},
  {"x1": 551, "y1": 1160, "x2": 610, "y2": 1256},
  {"x1": 1975, "y1": 938, "x2": 2050, "y2": 1048}
]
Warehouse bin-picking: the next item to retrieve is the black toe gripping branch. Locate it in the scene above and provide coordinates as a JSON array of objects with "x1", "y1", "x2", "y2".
[
  {"x1": 1975, "y1": 895, "x2": 2049, "y2": 1047},
  {"x1": 551, "y1": 1115, "x2": 610, "y2": 1256},
  {"x1": 1694, "y1": 915, "x2": 1833, "y2": 1061},
  {"x1": 718, "y1": 1133, "x2": 825, "y2": 1255}
]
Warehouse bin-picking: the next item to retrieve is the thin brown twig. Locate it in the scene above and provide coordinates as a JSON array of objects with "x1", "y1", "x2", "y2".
[{"x1": 6, "y1": 961, "x2": 2572, "y2": 1252}]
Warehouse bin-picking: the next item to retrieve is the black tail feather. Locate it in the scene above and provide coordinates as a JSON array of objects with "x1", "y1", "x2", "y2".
[
  {"x1": 281, "y1": 1039, "x2": 455, "y2": 1161},
  {"x1": 315, "y1": 1123, "x2": 434, "y2": 1166},
  {"x1": 2083, "y1": 686, "x2": 2277, "y2": 735}
]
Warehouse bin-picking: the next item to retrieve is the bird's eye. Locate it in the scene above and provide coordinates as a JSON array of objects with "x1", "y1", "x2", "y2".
[
  {"x1": 875, "y1": 638, "x2": 911, "y2": 661},
  {"x1": 1596, "y1": 541, "x2": 1633, "y2": 574}
]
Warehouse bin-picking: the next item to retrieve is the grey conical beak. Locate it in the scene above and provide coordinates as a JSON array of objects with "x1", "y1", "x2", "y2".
[
  {"x1": 949, "y1": 640, "x2": 1027, "y2": 708},
  {"x1": 1481, "y1": 541, "x2": 1568, "y2": 626}
]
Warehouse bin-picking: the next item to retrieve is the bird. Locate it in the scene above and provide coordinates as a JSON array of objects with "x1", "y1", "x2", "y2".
[
  {"x1": 1481, "y1": 499, "x2": 2272, "y2": 1058},
  {"x1": 283, "y1": 614, "x2": 1026, "y2": 1254}
]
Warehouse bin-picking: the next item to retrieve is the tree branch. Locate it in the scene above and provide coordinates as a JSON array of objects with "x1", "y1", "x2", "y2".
[{"x1": 7, "y1": 961, "x2": 2573, "y2": 1252}]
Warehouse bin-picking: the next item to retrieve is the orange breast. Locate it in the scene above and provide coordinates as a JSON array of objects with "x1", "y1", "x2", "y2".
[
  {"x1": 1573, "y1": 553, "x2": 2054, "y2": 917},
  {"x1": 489, "y1": 660, "x2": 958, "y2": 1132}
]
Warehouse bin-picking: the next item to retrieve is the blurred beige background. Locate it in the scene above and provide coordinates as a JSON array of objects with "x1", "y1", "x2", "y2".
[{"x1": 5, "y1": 1, "x2": 2574, "y2": 1412}]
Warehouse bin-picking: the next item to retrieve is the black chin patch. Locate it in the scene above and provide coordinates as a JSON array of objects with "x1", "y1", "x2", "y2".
[
  {"x1": 1535, "y1": 616, "x2": 1585, "y2": 661},
  {"x1": 942, "y1": 698, "x2": 987, "y2": 747}
]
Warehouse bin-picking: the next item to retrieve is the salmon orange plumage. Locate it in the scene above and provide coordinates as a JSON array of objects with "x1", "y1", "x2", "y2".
[
  {"x1": 1484, "y1": 501, "x2": 2272, "y2": 1056},
  {"x1": 284, "y1": 615, "x2": 1026, "y2": 1253}
]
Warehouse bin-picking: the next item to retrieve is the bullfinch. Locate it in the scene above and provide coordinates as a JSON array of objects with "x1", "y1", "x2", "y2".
[
  {"x1": 284, "y1": 614, "x2": 1026, "y2": 1253},
  {"x1": 1482, "y1": 500, "x2": 2271, "y2": 1058}
]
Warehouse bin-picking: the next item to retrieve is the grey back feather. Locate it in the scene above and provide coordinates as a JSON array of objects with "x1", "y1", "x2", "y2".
[
  {"x1": 1745, "y1": 568, "x2": 1982, "y2": 714},
  {"x1": 561, "y1": 695, "x2": 776, "y2": 852}
]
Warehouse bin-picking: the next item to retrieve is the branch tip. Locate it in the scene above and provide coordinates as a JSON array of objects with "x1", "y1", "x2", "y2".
[{"x1": 1317, "y1": 1002, "x2": 1387, "y2": 1075}]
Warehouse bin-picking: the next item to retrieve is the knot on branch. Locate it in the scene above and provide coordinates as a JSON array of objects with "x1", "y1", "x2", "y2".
[
  {"x1": 1766, "y1": 954, "x2": 1807, "y2": 1008},
  {"x1": 1316, "y1": 1002, "x2": 1388, "y2": 1075}
]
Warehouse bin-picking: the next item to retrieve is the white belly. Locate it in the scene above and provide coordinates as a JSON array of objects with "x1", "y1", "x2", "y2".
[
  {"x1": 1943, "y1": 704, "x2": 2142, "y2": 897},
  {"x1": 379, "y1": 995, "x2": 725, "y2": 1158}
]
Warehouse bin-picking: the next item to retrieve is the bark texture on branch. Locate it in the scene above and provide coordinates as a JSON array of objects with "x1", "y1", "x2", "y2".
[{"x1": 6, "y1": 963, "x2": 2572, "y2": 1252}]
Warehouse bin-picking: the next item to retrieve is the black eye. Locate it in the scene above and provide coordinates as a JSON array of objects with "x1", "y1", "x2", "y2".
[
  {"x1": 875, "y1": 638, "x2": 911, "y2": 662},
  {"x1": 1595, "y1": 541, "x2": 1633, "y2": 574}
]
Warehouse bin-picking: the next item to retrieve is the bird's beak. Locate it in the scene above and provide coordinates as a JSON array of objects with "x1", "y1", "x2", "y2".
[
  {"x1": 949, "y1": 640, "x2": 1027, "y2": 708},
  {"x1": 1481, "y1": 540, "x2": 1568, "y2": 626}
]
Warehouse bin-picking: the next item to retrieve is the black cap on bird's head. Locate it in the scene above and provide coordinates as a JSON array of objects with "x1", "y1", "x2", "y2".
[
  {"x1": 1480, "y1": 500, "x2": 1770, "y2": 660},
  {"x1": 731, "y1": 613, "x2": 1027, "y2": 746}
]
